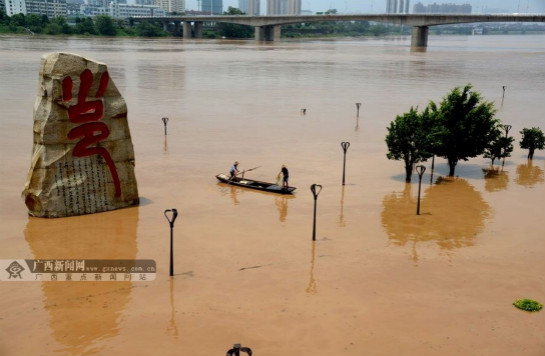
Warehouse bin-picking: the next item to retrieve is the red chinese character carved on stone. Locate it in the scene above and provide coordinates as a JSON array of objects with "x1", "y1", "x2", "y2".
[{"x1": 63, "y1": 69, "x2": 121, "y2": 197}]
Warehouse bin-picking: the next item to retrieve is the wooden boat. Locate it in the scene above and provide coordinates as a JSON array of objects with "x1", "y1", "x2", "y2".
[{"x1": 216, "y1": 173, "x2": 296, "y2": 194}]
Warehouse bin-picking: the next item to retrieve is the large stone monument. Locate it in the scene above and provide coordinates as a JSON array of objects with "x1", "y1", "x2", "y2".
[{"x1": 22, "y1": 52, "x2": 139, "y2": 218}]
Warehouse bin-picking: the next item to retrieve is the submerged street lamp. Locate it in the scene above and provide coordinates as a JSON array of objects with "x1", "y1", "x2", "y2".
[
  {"x1": 310, "y1": 184, "x2": 323, "y2": 241},
  {"x1": 164, "y1": 208, "x2": 178, "y2": 276},
  {"x1": 416, "y1": 165, "x2": 426, "y2": 215},
  {"x1": 355, "y1": 102, "x2": 362, "y2": 117},
  {"x1": 504, "y1": 124, "x2": 512, "y2": 137},
  {"x1": 162, "y1": 117, "x2": 169, "y2": 136},
  {"x1": 341, "y1": 142, "x2": 350, "y2": 185}
]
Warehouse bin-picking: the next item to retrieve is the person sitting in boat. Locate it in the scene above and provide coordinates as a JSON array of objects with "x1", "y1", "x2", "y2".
[
  {"x1": 280, "y1": 165, "x2": 289, "y2": 188},
  {"x1": 229, "y1": 161, "x2": 240, "y2": 179}
]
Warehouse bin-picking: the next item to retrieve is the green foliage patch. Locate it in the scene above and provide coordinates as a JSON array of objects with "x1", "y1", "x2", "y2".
[{"x1": 513, "y1": 299, "x2": 543, "y2": 312}]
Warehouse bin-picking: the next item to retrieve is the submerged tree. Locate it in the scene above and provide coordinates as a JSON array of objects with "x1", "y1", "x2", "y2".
[
  {"x1": 428, "y1": 84, "x2": 499, "y2": 176},
  {"x1": 483, "y1": 129, "x2": 514, "y2": 166},
  {"x1": 385, "y1": 107, "x2": 434, "y2": 182},
  {"x1": 519, "y1": 127, "x2": 545, "y2": 160}
]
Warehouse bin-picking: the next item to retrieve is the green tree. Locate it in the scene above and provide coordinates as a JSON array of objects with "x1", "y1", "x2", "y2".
[
  {"x1": 95, "y1": 15, "x2": 116, "y2": 36},
  {"x1": 519, "y1": 127, "x2": 545, "y2": 159},
  {"x1": 51, "y1": 16, "x2": 72, "y2": 34},
  {"x1": 218, "y1": 7, "x2": 253, "y2": 38},
  {"x1": 75, "y1": 17, "x2": 96, "y2": 35},
  {"x1": 428, "y1": 84, "x2": 499, "y2": 176},
  {"x1": 0, "y1": 9, "x2": 8, "y2": 25},
  {"x1": 136, "y1": 21, "x2": 167, "y2": 37},
  {"x1": 483, "y1": 131, "x2": 514, "y2": 166},
  {"x1": 26, "y1": 14, "x2": 45, "y2": 33},
  {"x1": 10, "y1": 13, "x2": 26, "y2": 27},
  {"x1": 44, "y1": 22, "x2": 62, "y2": 35},
  {"x1": 386, "y1": 107, "x2": 434, "y2": 182}
]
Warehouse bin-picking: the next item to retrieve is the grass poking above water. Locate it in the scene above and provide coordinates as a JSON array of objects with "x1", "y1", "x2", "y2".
[{"x1": 513, "y1": 299, "x2": 543, "y2": 312}]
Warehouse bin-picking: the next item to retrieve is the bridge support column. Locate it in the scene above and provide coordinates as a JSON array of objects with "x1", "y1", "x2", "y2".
[
  {"x1": 183, "y1": 22, "x2": 192, "y2": 39},
  {"x1": 194, "y1": 22, "x2": 203, "y2": 39},
  {"x1": 162, "y1": 21, "x2": 169, "y2": 32},
  {"x1": 411, "y1": 26, "x2": 429, "y2": 48},
  {"x1": 255, "y1": 25, "x2": 281, "y2": 41},
  {"x1": 173, "y1": 21, "x2": 181, "y2": 37}
]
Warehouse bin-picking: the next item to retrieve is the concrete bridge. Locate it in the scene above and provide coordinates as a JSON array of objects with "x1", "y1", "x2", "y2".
[{"x1": 131, "y1": 14, "x2": 545, "y2": 48}]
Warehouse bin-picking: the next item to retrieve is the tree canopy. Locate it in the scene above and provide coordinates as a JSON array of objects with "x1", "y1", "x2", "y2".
[
  {"x1": 519, "y1": 127, "x2": 545, "y2": 159},
  {"x1": 386, "y1": 107, "x2": 435, "y2": 182},
  {"x1": 428, "y1": 84, "x2": 499, "y2": 176}
]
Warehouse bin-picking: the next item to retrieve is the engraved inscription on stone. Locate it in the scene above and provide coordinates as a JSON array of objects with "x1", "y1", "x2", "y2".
[{"x1": 22, "y1": 52, "x2": 139, "y2": 218}]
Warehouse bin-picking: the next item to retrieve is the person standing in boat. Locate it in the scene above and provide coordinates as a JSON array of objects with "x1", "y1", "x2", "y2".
[
  {"x1": 229, "y1": 161, "x2": 240, "y2": 179},
  {"x1": 280, "y1": 165, "x2": 289, "y2": 188}
]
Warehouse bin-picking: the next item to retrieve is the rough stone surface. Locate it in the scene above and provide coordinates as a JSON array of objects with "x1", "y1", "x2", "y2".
[{"x1": 22, "y1": 52, "x2": 139, "y2": 218}]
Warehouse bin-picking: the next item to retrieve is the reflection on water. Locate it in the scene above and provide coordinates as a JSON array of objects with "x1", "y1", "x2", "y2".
[
  {"x1": 163, "y1": 136, "x2": 168, "y2": 153},
  {"x1": 219, "y1": 184, "x2": 294, "y2": 221},
  {"x1": 166, "y1": 278, "x2": 179, "y2": 338},
  {"x1": 381, "y1": 178, "x2": 491, "y2": 262},
  {"x1": 228, "y1": 185, "x2": 240, "y2": 205},
  {"x1": 306, "y1": 242, "x2": 317, "y2": 295},
  {"x1": 275, "y1": 196, "x2": 288, "y2": 222},
  {"x1": 515, "y1": 160, "x2": 544, "y2": 188},
  {"x1": 338, "y1": 186, "x2": 346, "y2": 227},
  {"x1": 24, "y1": 208, "x2": 139, "y2": 355},
  {"x1": 482, "y1": 167, "x2": 509, "y2": 192}
]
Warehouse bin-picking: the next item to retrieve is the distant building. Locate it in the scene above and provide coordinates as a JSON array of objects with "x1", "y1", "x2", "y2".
[
  {"x1": 238, "y1": 0, "x2": 259, "y2": 15},
  {"x1": 386, "y1": 0, "x2": 409, "y2": 14},
  {"x1": 109, "y1": 2, "x2": 165, "y2": 17},
  {"x1": 26, "y1": 0, "x2": 67, "y2": 17},
  {"x1": 267, "y1": 0, "x2": 300, "y2": 15},
  {"x1": 79, "y1": 2, "x2": 165, "y2": 17},
  {"x1": 155, "y1": 0, "x2": 184, "y2": 14},
  {"x1": 4, "y1": 0, "x2": 27, "y2": 15},
  {"x1": 0, "y1": 0, "x2": 5, "y2": 12},
  {"x1": 413, "y1": 2, "x2": 472, "y2": 14},
  {"x1": 201, "y1": 0, "x2": 222, "y2": 14}
]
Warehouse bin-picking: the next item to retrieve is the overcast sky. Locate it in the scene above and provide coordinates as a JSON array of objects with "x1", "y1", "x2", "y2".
[{"x1": 184, "y1": 0, "x2": 545, "y2": 14}]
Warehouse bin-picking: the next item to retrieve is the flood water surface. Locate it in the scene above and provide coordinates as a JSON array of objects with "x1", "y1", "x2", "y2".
[{"x1": 1, "y1": 34, "x2": 544, "y2": 356}]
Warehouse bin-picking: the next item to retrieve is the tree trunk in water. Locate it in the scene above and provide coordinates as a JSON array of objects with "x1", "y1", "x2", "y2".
[
  {"x1": 448, "y1": 159, "x2": 457, "y2": 176},
  {"x1": 528, "y1": 148, "x2": 535, "y2": 160},
  {"x1": 405, "y1": 164, "x2": 412, "y2": 183}
]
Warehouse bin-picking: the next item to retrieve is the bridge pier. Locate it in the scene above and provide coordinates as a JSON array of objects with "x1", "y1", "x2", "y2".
[
  {"x1": 194, "y1": 21, "x2": 203, "y2": 38},
  {"x1": 183, "y1": 22, "x2": 192, "y2": 38},
  {"x1": 411, "y1": 26, "x2": 429, "y2": 48},
  {"x1": 255, "y1": 25, "x2": 281, "y2": 41}
]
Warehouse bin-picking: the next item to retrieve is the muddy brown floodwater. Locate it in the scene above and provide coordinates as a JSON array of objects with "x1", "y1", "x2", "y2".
[{"x1": 1, "y1": 34, "x2": 544, "y2": 356}]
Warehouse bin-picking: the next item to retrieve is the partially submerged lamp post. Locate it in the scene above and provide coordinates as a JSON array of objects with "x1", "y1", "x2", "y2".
[
  {"x1": 504, "y1": 124, "x2": 512, "y2": 137},
  {"x1": 502, "y1": 124, "x2": 512, "y2": 166},
  {"x1": 341, "y1": 142, "x2": 350, "y2": 185},
  {"x1": 226, "y1": 344, "x2": 252, "y2": 356},
  {"x1": 162, "y1": 117, "x2": 169, "y2": 135},
  {"x1": 164, "y1": 208, "x2": 178, "y2": 276},
  {"x1": 415, "y1": 165, "x2": 426, "y2": 215},
  {"x1": 310, "y1": 184, "x2": 322, "y2": 241},
  {"x1": 355, "y1": 102, "x2": 362, "y2": 117}
]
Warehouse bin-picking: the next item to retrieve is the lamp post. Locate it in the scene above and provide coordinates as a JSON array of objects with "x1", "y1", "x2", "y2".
[
  {"x1": 504, "y1": 124, "x2": 512, "y2": 137},
  {"x1": 164, "y1": 209, "x2": 178, "y2": 276},
  {"x1": 162, "y1": 117, "x2": 169, "y2": 136},
  {"x1": 415, "y1": 165, "x2": 426, "y2": 215},
  {"x1": 310, "y1": 184, "x2": 322, "y2": 241},
  {"x1": 355, "y1": 102, "x2": 362, "y2": 117},
  {"x1": 502, "y1": 124, "x2": 512, "y2": 166},
  {"x1": 341, "y1": 142, "x2": 350, "y2": 185}
]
